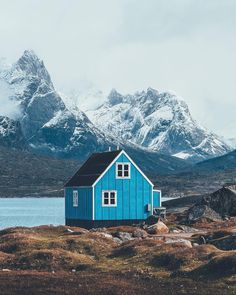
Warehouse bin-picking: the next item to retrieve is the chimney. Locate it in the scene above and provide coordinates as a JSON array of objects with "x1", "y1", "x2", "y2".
[
  {"x1": 108, "y1": 147, "x2": 111, "y2": 152},
  {"x1": 117, "y1": 145, "x2": 120, "y2": 150}
]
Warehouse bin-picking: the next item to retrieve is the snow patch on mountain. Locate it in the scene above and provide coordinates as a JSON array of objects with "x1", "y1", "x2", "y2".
[
  {"x1": 87, "y1": 88, "x2": 231, "y2": 162},
  {"x1": 226, "y1": 138, "x2": 236, "y2": 149}
]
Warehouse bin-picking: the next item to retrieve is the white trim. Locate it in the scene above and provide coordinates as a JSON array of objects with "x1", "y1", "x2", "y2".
[
  {"x1": 152, "y1": 189, "x2": 154, "y2": 215},
  {"x1": 92, "y1": 150, "x2": 123, "y2": 187},
  {"x1": 72, "y1": 190, "x2": 78, "y2": 207},
  {"x1": 121, "y1": 150, "x2": 155, "y2": 187},
  {"x1": 153, "y1": 189, "x2": 162, "y2": 207},
  {"x1": 116, "y1": 162, "x2": 131, "y2": 179},
  {"x1": 92, "y1": 150, "x2": 154, "y2": 187},
  {"x1": 92, "y1": 186, "x2": 95, "y2": 220},
  {"x1": 102, "y1": 190, "x2": 117, "y2": 207}
]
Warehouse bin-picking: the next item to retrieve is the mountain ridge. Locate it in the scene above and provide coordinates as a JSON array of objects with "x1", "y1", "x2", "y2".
[
  {"x1": 87, "y1": 88, "x2": 231, "y2": 162},
  {"x1": 0, "y1": 50, "x2": 191, "y2": 174}
]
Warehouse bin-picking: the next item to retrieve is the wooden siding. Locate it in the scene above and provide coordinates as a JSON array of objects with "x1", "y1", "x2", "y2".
[
  {"x1": 65, "y1": 187, "x2": 93, "y2": 220},
  {"x1": 153, "y1": 190, "x2": 161, "y2": 208},
  {"x1": 94, "y1": 153, "x2": 153, "y2": 220}
]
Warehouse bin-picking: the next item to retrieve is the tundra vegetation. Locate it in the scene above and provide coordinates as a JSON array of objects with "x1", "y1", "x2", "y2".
[{"x1": 0, "y1": 187, "x2": 236, "y2": 295}]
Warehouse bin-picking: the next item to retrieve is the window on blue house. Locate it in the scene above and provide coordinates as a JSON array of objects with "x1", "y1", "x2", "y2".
[
  {"x1": 73, "y1": 190, "x2": 78, "y2": 207},
  {"x1": 102, "y1": 191, "x2": 117, "y2": 207},
  {"x1": 116, "y1": 163, "x2": 130, "y2": 178}
]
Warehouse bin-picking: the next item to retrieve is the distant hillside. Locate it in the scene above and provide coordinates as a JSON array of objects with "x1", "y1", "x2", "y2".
[
  {"x1": 194, "y1": 149, "x2": 236, "y2": 171},
  {"x1": 0, "y1": 147, "x2": 80, "y2": 197},
  {"x1": 153, "y1": 150, "x2": 236, "y2": 197},
  {"x1": 0, "y1": 146, "x2": 191, "y2": 197}
]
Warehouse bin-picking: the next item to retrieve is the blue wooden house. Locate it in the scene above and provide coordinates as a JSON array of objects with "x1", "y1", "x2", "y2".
[{"x1": 64, "y1": 149, "x2": 161, "y2": 228}]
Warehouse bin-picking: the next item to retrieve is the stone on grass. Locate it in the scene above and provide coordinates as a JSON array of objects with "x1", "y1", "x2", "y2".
[
  {"x1": 147, "y1": 221, "x2": 169, "y2": 235},
  {"x1": 132, "y1": 229, "x2": 148, "y2": 239},
  {"x1": 115, "y1": 232, "x2": 133, "y2": 241}
]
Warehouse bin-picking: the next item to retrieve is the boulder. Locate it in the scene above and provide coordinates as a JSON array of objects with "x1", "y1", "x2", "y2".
[
  {"x1": 176, "y1": 225, "x2": 199, "y2": 233},
  {"x1": 187, "y1": 205, "x2": 222, "y2": 223},
  {"x1": 165, "y1": 238, "x2": 192, "y2": 248},
  {"x1": 114, "y1": 231, "x2": 133, "y2": 241},
  {"x1": 202, "y1": 185, "x2": 236, "y2": 217},
  {"x1": 147, "y1": 221, "x2": 169, "y2": 235},
  {"x1": 132, "y1": 229, "x2": 148, "y2": 239}
]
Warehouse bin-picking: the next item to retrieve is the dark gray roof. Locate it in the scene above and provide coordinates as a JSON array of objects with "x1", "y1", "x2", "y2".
[{"x1": 65, "y1": 150, "x2": 122, "y2": 187}]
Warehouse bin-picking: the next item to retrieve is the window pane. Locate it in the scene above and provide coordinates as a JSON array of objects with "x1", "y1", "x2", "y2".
[
  {"x1": 104, "y1": 198, "x2": 109, "y2": 205},
  {"x1": 73, "y1": 191, "x2": 78, "y2": 207},
  {"x1": 110, "y1": 198, "x2": 115, "y2": 205},
  {"x1": 117, "y1": 164, "x2": 123, "y2": 170},
  {"x1": 110, "y1": 192, "x2": 115, "y2": 198},
  {"x1": 124, "y1": 164, "x2": 129, "y2": 171},
  {"x1": 124, "y1": 170, "x2": 129, "y2": 177},
  {"x1": 104, "y1": 192, "x2": 109, "y2": 198},
  {"x1": 118, "y1": 171, "x2": 122, "y2": 177}
]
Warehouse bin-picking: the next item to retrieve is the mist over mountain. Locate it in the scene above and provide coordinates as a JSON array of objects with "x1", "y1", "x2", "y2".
[
  {"x1": 87, "y1": 88, "x2": 231, "y2": 162},
  {"x1": 0, "y1": 50, "x2": 112, "y2": 158},
  {"x1": 0, "y1": 50, "x2": 232, "y2": 168},
  {"x1": 0, "y1": 50, "x2": 191, "y2": 174}
]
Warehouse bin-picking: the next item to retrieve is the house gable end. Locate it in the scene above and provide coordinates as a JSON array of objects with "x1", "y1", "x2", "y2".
[{"x1": 93, "y1": 152, "x2": 153, "y2": 221}]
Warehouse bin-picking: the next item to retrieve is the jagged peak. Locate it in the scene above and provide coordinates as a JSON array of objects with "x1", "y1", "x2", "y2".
[
  {"x1": 107, "y1": 88, "x2": 123, "y2": 105},
  {"x1": 12, "y1": 49, "x2": 53, "y2": 87},
  {"x1": 17, "y1": 50, "x2": 42, "y2": 68},
  {"x1": 146, "y1": 87, "x2": 159, "y2": 96}
]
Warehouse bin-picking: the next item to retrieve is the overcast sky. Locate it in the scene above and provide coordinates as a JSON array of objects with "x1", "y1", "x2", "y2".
[{"x1": 0, "y1": 0, "x2": 235, "y2": 138}]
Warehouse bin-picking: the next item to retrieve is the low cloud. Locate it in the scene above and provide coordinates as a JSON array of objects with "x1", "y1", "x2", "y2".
[{"x1": 0, "y1": 80, "x2": 21, "y2": 119}]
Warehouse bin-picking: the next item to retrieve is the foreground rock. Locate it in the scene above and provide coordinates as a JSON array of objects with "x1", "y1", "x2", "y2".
[
  {"x1": 147, "y1": 221, "x2": 169, "y2": 234},
  {"x1": 202, "y1": 185, "x2": 236, "y2": 217},
  {"x1": 187, "y1": 205, "x2": 223, "y2": 223}
]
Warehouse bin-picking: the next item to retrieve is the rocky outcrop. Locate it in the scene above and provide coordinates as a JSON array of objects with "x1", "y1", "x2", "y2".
[
  {"x1": 0, "y1": 116, "x2": 26, "y2": 149},
  {"x1": 202, "y1": 185, "x2": 236, "y2": 217},
  {"x1": 187, "y1": 205, "x2": 222, "y2": 223},
  {"x1": 87, "y1": 88, "x2": 231, "y2": 162}
]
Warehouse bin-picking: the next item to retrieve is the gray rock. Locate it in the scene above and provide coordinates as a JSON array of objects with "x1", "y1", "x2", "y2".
[
  {"x1": 187, "y1": 204, "x2": 222, "y2": 223},
  {"x1": 113, "y1": 237, "x2": 123, "y2": 244},
  {"x1": 115, "y1": 232, "x2": 133, "y2": 241},
  {"x1": 176, "y1": 225, "x2": 199, "y2": 233},
  {"x1": 132, "y1": 229, "x2": 148, "y2": 239},
  {"x1": 202, "y1": 185, "x2": 236, "y2": 217}
]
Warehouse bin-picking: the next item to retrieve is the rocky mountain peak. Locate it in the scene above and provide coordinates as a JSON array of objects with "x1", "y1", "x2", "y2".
[
  {"x1": 107, "y1": 88, "x2": 123, "y2": 106},
  {"x1": 87, "y1": 88, "x2": 231, "y2": 162},
  {"x1": 146, "y1": 87, "x2": 159, "y2": 97},
  {"x1": 12, "y1": 50, "x2": 53, "y2": 88}
]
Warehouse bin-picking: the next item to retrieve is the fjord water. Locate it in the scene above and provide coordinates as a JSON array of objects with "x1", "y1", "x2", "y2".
[
  {"x1": 0, "y1": 198, "x2": 65, "y2": 229},
  {"x1": 0, "y1": 197, "x2": 171, "y2": 229}
]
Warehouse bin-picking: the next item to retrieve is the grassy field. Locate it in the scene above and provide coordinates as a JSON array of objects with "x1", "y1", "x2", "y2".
[{"x1": 0, "y1": 214, "x2": 235, "y2": 294}]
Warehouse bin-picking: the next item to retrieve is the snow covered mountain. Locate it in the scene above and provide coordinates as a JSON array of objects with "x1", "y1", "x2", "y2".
[
  {"x1": 0, "y1": 50, "x2": 231, "y2": 171},
  {"x1": 0, "y1": 50, "x2": 192, "y2": 173},
  {"x1": 87, "y1": 88, "x2": 231, "y2": 162},
  {"x1": 0, "y1": 116, "x2": 26, "y2": 148},
  {"x1": 226, "y1": 138, "x2": 236, "y2": 149},
  {"x1": 0, "y1": 50, "x2": 112, "y2": 158}
]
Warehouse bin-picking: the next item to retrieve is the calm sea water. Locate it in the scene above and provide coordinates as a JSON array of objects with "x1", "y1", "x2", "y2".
[
  {"x1": 0, "y1": 197, "x2": 172, "y2": 229},
  {"x1": 0, "y1": 198, "x2": 65, "y2": 229}
]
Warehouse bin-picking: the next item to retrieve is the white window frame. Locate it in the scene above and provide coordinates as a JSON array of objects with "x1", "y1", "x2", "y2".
[
  {"x1": 116, "y1": 162, "x2": 131, "y2": 179},
  {"x1": 73, "y1": 190, "x2": 78, "y2": 207},
  {"x1": 102, "y1": 190, "x2": 117, "y2": 207}
]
